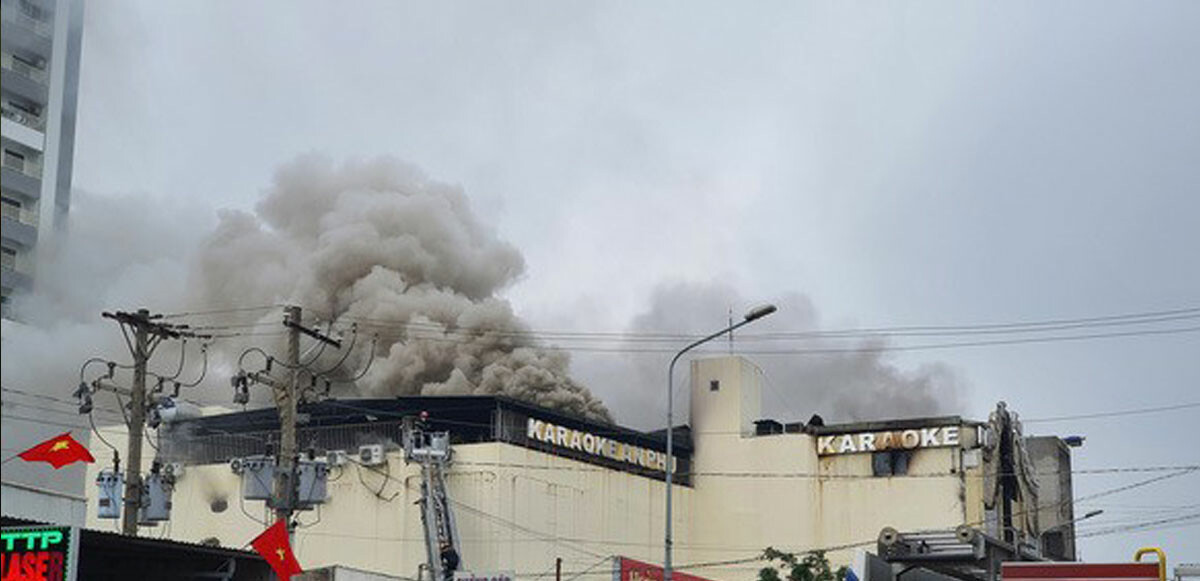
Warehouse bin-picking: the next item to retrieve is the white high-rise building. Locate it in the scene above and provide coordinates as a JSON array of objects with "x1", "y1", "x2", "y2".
[{"x1": 1, "y1": 0, "x2": 83, "y2": 319}]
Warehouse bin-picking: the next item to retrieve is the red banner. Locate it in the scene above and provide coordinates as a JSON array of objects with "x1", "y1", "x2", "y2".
[
  {"x1": 616, "y1": 557, "x2": 716, "y2": 581},
  {"x1": 1002, "y1": 562, "x2": 1160, "y2": 581}
]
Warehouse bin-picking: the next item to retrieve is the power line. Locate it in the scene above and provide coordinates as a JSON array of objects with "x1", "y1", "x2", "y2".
[
  {"x1": 338, "y1": 306, "x2": 1200, "y2": 341},
  {"x1": 1, "y1": 398, "x2": 126, "y2": 421},
  {"x1": 203, "y1": 324, "x2": 1200, "y2": 355},
  {"x1": 1076, "y1": 511, "x2": 1200, "y2": 538},
  {"x1": 164, "y1": 304, "x2": 1200, "y2": 349},
  {"x1": 1023, "y1": 401, "x2": 1200, "y2": 423},
  {"x1": 673, "y1": 468, "x2": 1200, "y2": 574},
  {"x1": 341, "y1": 455, "x2": 610, "y2": 560},
  {"x1": 158, "y1": 305, "x2": 281, "y2": 319}
]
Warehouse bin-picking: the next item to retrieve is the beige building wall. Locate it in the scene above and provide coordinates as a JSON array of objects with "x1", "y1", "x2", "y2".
[
  {"x1": 86, "y1": 434, "x2": 696, "y2": 579},
  {"x1": 683, "y1": 357, "x2": 983, "y2": 576},
  {"x1": 83, "y1": 356, "x2": 989, "y2": 581}
]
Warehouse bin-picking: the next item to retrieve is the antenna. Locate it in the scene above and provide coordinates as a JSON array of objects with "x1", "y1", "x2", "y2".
[{"x1": 728, "y1": 306, "x2": 734, "y2": 354}]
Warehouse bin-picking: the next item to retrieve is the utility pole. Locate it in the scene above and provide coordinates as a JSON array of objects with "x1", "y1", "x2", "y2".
[
  {"x1": 101, "y1": 308, "x2": 189, "y2": 536},
  {"x1": 272, "y1": 306, "x2": 340, "y2": 530},
  {"x1": 555, "y1": 557, "x2": 562, "y2": 581},
  {"x1": 274, "y1": 305, "x2": 301, "y2": 527}
]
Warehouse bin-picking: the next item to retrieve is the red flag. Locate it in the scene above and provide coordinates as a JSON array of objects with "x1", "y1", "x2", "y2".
[
  {"x1": 250, "y1": 520, "x2": 303, "y2": 580},
  {"x1": 18, "y1": 432, "x2": 95, "y2": 469}
]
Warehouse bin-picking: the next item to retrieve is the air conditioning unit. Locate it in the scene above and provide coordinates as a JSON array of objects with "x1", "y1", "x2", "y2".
[
  {"x1": 358, "y1": 444, "x2": 385, "y2": 466},
  {"x1": 326, "y1": 450, "x2": 348, "y2": 467}
]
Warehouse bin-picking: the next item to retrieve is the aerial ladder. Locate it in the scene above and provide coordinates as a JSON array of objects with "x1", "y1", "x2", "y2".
[{"x1": 404, "y1": 414, "x2": 463, "y2": 581}]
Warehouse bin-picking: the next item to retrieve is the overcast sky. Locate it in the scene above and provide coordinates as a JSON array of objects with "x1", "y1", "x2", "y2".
[{"x1": 41, "y1": 0, "x2": 1200, "y2": 561}]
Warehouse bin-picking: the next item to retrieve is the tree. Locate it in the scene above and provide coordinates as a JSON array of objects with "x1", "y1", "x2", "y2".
[{"x1": 758, "y1": 548, "x2": 849, "y2": 581}]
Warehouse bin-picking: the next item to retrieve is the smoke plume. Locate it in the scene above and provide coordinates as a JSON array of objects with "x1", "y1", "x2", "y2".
[
  {"x1": 572, "y1": 281, "x2": 967, "y2": 429},
  {"x1": 192, "y1": 155, "x2": 613, "y2": 423}
]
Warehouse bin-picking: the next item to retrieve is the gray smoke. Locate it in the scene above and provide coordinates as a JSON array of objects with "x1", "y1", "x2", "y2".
[
  {"x1": 192, "y1": 155, "x2": 613, "y2": 423},
  {"x1": 573, "y1": 280, "x2": 966, "y2": 429},
  {"x1": 1, "y1": 190, "x2": 210, "y2": 494}
]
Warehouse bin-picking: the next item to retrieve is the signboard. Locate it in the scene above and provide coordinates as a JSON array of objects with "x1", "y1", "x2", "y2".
[
  {"x1": 817, "y1": 426, "x2": 961, "y2": 456},
  {"x1": 613, "y1": 557, "x2": 715, "y2": 581},
  {"x1": 527, "y1": 418, "x2": 676, "y2": 474},
  {"x1": 454, "y1": 572, "x2": 514, "y2": 581},
  {"x1": 0, "y1": 526, "x2": 79, "y2": 581},
  {"x1": 1002, "y1": 562, "x2": 1160, "y2": 581}
]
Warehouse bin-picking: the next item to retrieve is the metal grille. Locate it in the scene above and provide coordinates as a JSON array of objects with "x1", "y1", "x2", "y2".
[{"x1": 159, "y1": 420, "x2": 407, "y2": 465}]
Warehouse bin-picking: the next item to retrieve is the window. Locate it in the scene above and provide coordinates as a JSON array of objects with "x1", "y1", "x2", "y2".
[
  {"x1": 11, "y1": 53, "x2": 43, "y2": 71},
  {"x1": 1, "y1": 196, "x2": 20, "y2": 220},
  {"x1": 4, "y1": 149, "x2": 25, "y2": 169},
  {"x1": 872, "y1": 450, "x2": 911, "y2": 476},
  {"x1": 9, "y1": 99, "x2": 39, "y2": 116},
  {"x1": 709, "y1": 379, "x2": 720, "y2": 392},
  {"x1": 1, "y1": 246, "x2": 16, "y2": 270},
  {"x1": 19, "y1": 0, "x2": 48, "y2": 21}
]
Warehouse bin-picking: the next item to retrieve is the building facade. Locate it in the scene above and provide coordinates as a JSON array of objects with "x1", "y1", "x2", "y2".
[
  {"x1": 0, "y1": 0, "x2": 83, "y2": 317},
  {"x1": 84, "y1": 356, "x2": 1071, "y2": 581}
]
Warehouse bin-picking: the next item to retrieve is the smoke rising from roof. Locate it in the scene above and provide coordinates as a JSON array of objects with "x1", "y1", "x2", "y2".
[
  {"x1": 192, "y1": 155, "x2": 613, "y2": 423},
  {"x1": 576, "y1": 281, "x2": 966, "y2": 429},
  {"x1": 1, "y1": 156, "x2": 959, "y2": 447}
]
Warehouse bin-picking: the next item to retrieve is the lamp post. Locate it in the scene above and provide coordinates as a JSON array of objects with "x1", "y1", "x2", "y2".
[{"x1": 664, "y1": 304, "x2": 777, "y2": 581}]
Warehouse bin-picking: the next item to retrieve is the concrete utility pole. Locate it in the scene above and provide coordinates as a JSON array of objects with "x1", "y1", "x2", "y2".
[
  {"x1": 125, "y1": 312, "x2": 149, "y2": 536},
  {"x1": 101, "y1": 309, "x2": 187, "y2": 536},
  {"x1": 272, "y1": 306, "x2": 340, "y2": 529},
  {"x1": 274, "y1": 305, "x2": 302, "y2": 526}
]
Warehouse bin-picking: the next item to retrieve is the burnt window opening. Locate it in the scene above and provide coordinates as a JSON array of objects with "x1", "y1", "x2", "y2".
[
  {"x1": 709, "y1": 380, "x2": 720, "y2": 392},
  {"x1": 872, "y1": 450, "x2": 911, "y2": 477}
]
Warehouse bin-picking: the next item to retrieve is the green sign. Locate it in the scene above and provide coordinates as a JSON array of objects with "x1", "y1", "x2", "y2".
[{"x1": 0, "y1": 526, "x2": 78, "y2": 581}]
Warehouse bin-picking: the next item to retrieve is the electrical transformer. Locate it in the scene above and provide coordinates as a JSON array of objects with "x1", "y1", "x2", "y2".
[
  {"x1": 95, "y1": 471, "x2": 123, "y2": 519},
  {"x1": 138, "y1": 471, "x2": 173, "y2": 523},
  {"x1": 296, "y1": 459, "x2": 330, "y2": 508},
  {"x1": 240, "y1": 455, "x2": 275, "y2": 501}
]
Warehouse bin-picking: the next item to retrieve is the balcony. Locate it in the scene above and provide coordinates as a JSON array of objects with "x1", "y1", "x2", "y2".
[
  {"x1": 2, "y1": 151, "x2": 42, "y2": 177},
  {"x1": 1, "y1": 199, "x2": 38, "y2": 226},
  {"x1": 0, "y1": 52, "x2": 49, "y2": 105},
  {"x1": 0, "y1": 160, "x2": 42, "y2": 198},
  {"x1": 0, "y1": 101, "x2": 45, "y2": 131},
  {"x1": 1, "y1": 215, "x2": 37, "y2": 247},
  {"x1": 0, "y1": 52, "x2": 47, "y2": 84},
  {"x1": 1, "y1": 1, "x2": 53, "y2": 38},
  {"x1": 1, "y1": 258, "x2": 33, "y2": 292},
  {"x1": 1, "y1": 7, "x2": 53, "y2": 61}
]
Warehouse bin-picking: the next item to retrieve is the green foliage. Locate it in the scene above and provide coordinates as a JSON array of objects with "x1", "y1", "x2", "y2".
[{"x1": 758, "y1": 548, "x2": 849, "y2": 581}]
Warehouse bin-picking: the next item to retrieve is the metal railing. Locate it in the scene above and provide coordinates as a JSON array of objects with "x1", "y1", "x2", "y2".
[
  {"x1": 0, "y1": 102, "x2": 45, "y2": 131},
  {"x1": 159, "y1": 419, "x2": 409, "y2": 465},
  {"x1": 0, "y1": 51, "x2": 49, "y2": 84}
]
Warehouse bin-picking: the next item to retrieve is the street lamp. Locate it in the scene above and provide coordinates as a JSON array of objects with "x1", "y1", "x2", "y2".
[{"x1": 664, "y1": 304, "x2": 777, "y2": 581}]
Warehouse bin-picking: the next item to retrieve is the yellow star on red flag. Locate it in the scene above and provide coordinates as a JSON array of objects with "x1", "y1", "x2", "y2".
[
  {"x1": 18, "y1": 432, "x2": 95, "y2": 469},
  {"x1": 250, "y1": 520, "x2": 303, "y2": 580}
]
